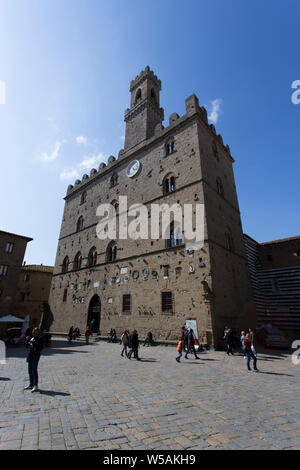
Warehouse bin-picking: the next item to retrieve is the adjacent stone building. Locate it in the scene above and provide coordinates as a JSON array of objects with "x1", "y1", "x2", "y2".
[
  {"x1": 0, "y1": 230, "x2": 32, "y2": 318},
  {"x1": 244, "y1": 234, "x2": 300, "y2": 339},
  {"x1": 14, "y1": 264, "x2": 54, "y2": 328},
  {"x1": 49, "y1": 67, "x2": 255, "y2": 347}
]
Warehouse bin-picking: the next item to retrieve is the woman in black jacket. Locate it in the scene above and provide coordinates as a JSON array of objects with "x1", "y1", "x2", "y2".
[{"x1": 24, "y1": 328, "x2": 44, "y2": 392}]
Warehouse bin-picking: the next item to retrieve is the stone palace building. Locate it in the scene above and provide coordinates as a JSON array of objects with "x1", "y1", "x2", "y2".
[{"x1": 49, "y1": 67, "x2": 256, "y2": 347}]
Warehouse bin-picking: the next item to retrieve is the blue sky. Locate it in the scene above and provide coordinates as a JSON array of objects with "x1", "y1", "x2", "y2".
[{"x1": 0, "y1": 0, "x2": 299, "y2": 265}]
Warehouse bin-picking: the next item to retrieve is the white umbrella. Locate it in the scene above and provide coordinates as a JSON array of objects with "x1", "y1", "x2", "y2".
[
  {"x1": 20, "y1": 315, "x2": 30, "y2": 336},
  {"x1": 0, "y1": 315, "x2": 24, "y2": 322}
]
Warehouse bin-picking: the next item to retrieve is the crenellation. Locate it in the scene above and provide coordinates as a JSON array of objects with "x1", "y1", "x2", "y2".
[{"x1": 169, "y1": 112, "x2": 180, "y2": 126}]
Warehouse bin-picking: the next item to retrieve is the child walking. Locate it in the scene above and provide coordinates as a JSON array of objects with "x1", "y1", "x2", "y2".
[{"x1": 176, "y1": 338, "x2": 183, "y2": 363}]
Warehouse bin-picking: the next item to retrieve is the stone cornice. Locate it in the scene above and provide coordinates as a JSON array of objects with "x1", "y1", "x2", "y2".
[{"x1": 124, "y1": 98, "x2": 163, "y2": 122}]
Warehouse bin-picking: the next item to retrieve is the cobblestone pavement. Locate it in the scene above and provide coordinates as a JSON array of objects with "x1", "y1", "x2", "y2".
[{"x1": 0, "y1": 338, "x2": 299, "y2": 450}]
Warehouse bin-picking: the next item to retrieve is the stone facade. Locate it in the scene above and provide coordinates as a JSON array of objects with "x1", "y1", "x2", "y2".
[
  {"x1": 14, "y1": 264, "x2": 54, "y2": 328},
  {"x1": 49, "y1": 67, "x2": 255, "y2": 348},
  {"x1": 244, "y1": 234, "x2": 300, "y2": 338},
  {"x1": 0, "y1": 230, "x2": 32, "y2": 318}
]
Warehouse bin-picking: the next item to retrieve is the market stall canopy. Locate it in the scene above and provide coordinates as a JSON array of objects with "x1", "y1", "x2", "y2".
[{"x1": 0, "y1": 315, "x2": 24, "y2": 322}]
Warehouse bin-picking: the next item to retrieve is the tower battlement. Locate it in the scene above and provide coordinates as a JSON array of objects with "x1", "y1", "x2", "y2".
[{"x1": 129, "y1": 66, "x2": 161, "y2": 92}]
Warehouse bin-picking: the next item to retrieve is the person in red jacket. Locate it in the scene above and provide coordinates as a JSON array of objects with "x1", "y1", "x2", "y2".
[{"x1": 244, "y1": 333, "x2": 259, "y2": 372}]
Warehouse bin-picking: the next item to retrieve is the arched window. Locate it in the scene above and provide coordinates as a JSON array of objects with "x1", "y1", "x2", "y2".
[
  {"x1": 76, "y1": 216, "x2": 84, "y2": 232},
  {"x1": 216, "y1": 177, "x2": 224, "y2": 197},
  {"x1": 163, "y1": 174, "x2": 176, "y2": 194},
  {"x1": 80, "y1": 191, "x2": 87, "y2": 205},
  {"x1": 74, "y1": 251, "x2": 82, "y2": 270},
  {"x1": 166, "y1": 222, "x2": 183, "y2": 248},
  {"x1": 166, "y1": 139, "x2": 175, "y2": 156},
  {"x1": 110, "y1": 173, "x2": 118, "y2": 188},
  {"x1": 62, "y1": 256, "x2": 69, "y2": 273},
  {"x1": 88, "y1": 247, "x2": 97, "y2": 267},
  {"x1": 135, "y1": 88, "x2": 142, "y2": 103},
  {"x1": 176, "y1": 228, "x2": 183, "y2": 246},
  {"x1": 225, "y1": 228, "x2": 234, "y2": 252},
  {"x1": 106, "y1": 241, "x2": 117, "y2": 262},
  {"x1": 150, "y1": 88, "x2": 156, "y2": 102}
]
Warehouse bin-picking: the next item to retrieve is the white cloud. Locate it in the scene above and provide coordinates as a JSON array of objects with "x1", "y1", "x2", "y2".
[
  {"x1": 76, "y1": 135, "x2": 87, "y2": 144},
  {"x1": 60, "y1": 168, "x2": 79, "y2": 181},
  {"x1": 60, "y1": 152, "x2": 107, "y2": 182},
  {"x1": 208, "y1": 98, "x2": 222, "y2": 125},
  {"x1": 78, "y1": 152, "x2": 107, "y2": 170},
  {"x1": 41, "y1": 141, "x2": 63, "y2": 163}
]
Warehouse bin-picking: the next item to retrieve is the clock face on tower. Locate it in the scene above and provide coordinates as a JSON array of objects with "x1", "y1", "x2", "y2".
[{"x1": 126, "y1": 160, "x2": 141, "y2": 178}]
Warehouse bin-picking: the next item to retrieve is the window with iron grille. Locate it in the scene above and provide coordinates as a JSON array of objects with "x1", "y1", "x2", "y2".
[
  {"x1": 161, "y1": 291, "x2": 173, "y2": 313},
  {"x1": 122, "y1": 294, "x2": 131, "y2": 313}
]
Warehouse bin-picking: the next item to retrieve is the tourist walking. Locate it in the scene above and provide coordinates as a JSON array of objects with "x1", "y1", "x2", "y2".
[
  {"x1": 143, "y1": 331, "x2": 153, "y2": 347},
  {"x1": 240, "y1": 330, "x2": 246, "y2": 355},
  {"x1": 249, "y1": 328, "x2": 257, "y2": 357},
  {"x1": 120, "y1": 330, "x2": 129, "y2": 357},
  {"x1": 176, "y1": 338, "x2": 184, "y2": 362},
  {"x1": 24, "y1": 328, "x2": 44, "y2": 392},
  {"x1": 74, "y1": 327, "x2": 80, "y2": 338},
  {"x1": 108, "y1": 328, "x2": 117, "y2": 343},
  {"x1": 89, "y1": 318, "x2": 95, "y2": 335},
  {"x1": 185, "y1": 328, "x2": 200, "y2": 359},
  {"x1": 180, "y1": 325, "x2": 186, "y2": 340},
  {"x1": 85, "y1": 327, "x2": 92, "y2": 344},
  {"x1": 67, "y1": 326, "x2": 74, "y2": 343},
  {"x1": 128, "y1": 330, "x2": 140, "y2": 360},
  {"x1": 182, "y1": 326, "x2": 188, "y2": 352},
  {"x1": 244, "y1": 333, "x2": 259, "y2": 372},
  {"x1": 224, "y1": 327, "x2": 234, "y2": 355}
]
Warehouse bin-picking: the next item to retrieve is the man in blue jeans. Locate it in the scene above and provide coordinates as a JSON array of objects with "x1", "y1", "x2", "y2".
[
  {"x1": 244, "y1": 333, "x2": 259, "y2": 372},
  {"x1": 24, "y1": 328, "x2": 44, "y2": 392}
]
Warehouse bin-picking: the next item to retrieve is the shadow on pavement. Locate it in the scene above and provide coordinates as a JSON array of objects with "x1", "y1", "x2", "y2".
[
  {"x1": 258, "y1": 355, "x2": 289, "y2": 361},
  {"x1": 256, "y1": 349, "x2": 290, "y2": 358},
  {"x1": 38, "y1": 390, "x2": 71, "y2": 397},
  {"x1": 5, "y1": 339, "x2": 92, "y2": 359},
  {"x1": 43, "y1": 348, "x2": 89, "y2": 356},
  {"x1": 0, "y1": 377, "x2": 10, "y2": 381},
  {"x1": 138, "y1": 358, "x2": 158, "y2": 362},
  {"x1": 258, "y1": 371, "x2": 294, "y2": 377},
  {"x1": 179, "y1": 361, "x2": 202, "y2": 365},
  {"x1": 200, "y1": 357, "x2": 218, "y2": 361}
]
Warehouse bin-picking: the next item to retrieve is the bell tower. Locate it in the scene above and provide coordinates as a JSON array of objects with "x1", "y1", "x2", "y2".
[{"x1": 124, "y1": 66, "x2": 164, "y2": 150}]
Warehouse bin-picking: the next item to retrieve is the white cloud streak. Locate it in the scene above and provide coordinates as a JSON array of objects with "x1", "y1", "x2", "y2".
[
  {"x1": 76, "y1": 135, "x2": 87, "y2": 144},
  {"x1": 60, "y1": 152, "x2": 107, "y2": 182},
  {"x1": 208, "y1": 98, "x2": 222, "y2": 125},
  {"x1": 41, "y1": 141, "x2": 63, "y2": 163}
]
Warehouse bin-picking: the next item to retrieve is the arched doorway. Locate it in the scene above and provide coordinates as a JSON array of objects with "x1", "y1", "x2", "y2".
[{"x1": 87, "y1": 295, "x2": 101, "y2": 333}]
